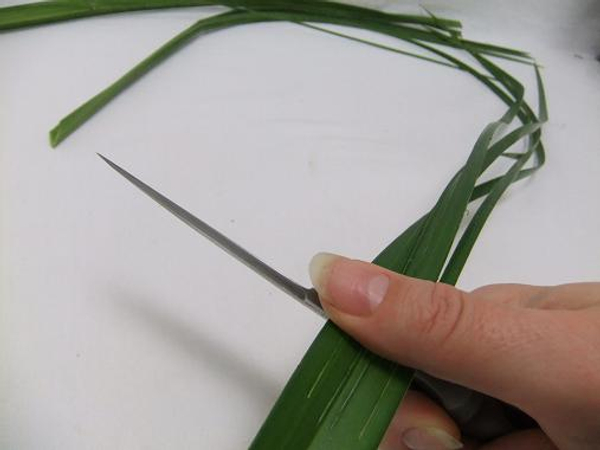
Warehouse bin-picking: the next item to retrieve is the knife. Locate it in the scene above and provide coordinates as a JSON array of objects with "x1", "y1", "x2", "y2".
[{"x1": 98, "y1": 153, "x2": 536, "y2": 440}]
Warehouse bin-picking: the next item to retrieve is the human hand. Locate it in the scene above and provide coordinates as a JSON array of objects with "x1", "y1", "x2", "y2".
[{"x1": 308, "y1": 253, "x2": 600, "y2": 450}]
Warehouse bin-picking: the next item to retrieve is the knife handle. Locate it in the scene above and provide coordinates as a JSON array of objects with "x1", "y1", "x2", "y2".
[{"x1": 413, "y1": 371, "x2": 537, "y2": 441}]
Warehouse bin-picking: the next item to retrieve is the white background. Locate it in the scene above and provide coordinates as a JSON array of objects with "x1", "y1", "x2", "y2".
[{"x1": 1, "y1": 1, "x2": 599, "y2": 448}]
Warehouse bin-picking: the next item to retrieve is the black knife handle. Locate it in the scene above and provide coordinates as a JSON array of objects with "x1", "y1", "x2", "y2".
[{"x1": 413, "y1": 372, "x2": 537, "y2": 441}]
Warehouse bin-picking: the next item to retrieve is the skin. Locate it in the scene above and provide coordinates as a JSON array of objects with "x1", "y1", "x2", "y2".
[{"x1": 309, "y1": 253, "x2": 600, "y2": 450}]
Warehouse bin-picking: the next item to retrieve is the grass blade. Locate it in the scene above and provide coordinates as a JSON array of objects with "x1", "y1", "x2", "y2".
[
  {"x1": 0, "y1": 0, "x2": 460, "y2": 31},
  {"x1": 0, "y1": 0, "x2": 225, "y2": 30},
  {"x1": 2, "y1": 1, "x2": 533, "y2": 146},
  {"x1": 49, "y1": 10, "x2": 269, "y2": 146}
]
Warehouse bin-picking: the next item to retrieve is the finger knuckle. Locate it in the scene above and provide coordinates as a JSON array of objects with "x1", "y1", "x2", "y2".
[{"x1": 409, "y1": 282, "x2": 468, "y2": 345}]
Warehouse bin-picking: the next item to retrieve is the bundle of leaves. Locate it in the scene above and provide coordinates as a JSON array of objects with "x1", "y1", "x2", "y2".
[{"x1": 1, "y1": 1, "x2": 547, "y2": 448}]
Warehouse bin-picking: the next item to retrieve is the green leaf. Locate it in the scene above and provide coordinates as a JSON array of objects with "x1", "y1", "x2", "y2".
[
  {"x1": 0, "y1": 0, "x2": 460, "y2": 31},
  {"x1": 0, "y1": 0, "x2": 220, "y2": 30},
  {"x1": 49, "y1": 10, "x2": 270, "y2": 146},
  {"x1": 251, "y1": 322, "x2": 412, "y2": 449},
  {"x1": 0, "y1": 1, "x2": 532, "y2": 146},
  {"x1": 441, "y1": 72, "x2": 547, "y2": 285},
  {"x1": 252, "y1": 29, "x2": 546, "y2": 450}
]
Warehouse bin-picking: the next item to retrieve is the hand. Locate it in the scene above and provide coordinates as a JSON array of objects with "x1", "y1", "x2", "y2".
[{"x1": 309, "y1": 253, "x2": 600, "y2": 450}]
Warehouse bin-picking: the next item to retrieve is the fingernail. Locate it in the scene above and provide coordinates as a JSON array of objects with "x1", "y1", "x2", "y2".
[
  {"x1": 402, "y1": 427, "x2": 463, "y2": 450},
  {"x1": 309, "y1": 253, "x2": 389, "y2": 316}
]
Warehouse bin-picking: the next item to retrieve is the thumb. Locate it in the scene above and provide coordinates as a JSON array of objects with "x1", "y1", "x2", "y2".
[{"x1": 309, "y1": 253, "x2": 555, "y2": 411}]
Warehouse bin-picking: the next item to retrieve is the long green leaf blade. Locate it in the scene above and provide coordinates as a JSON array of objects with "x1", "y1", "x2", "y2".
[
  {"x1": 48, "y1": 10, "x2": 272, "y2": 147},
  {"x1": 0, "y1": 0, "x2": 531, "y2": 146}
]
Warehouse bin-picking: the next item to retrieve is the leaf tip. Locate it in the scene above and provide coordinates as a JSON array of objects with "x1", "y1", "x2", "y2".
[{"x1": 49, "y1": 127, "x2": 61, "y2": 148}]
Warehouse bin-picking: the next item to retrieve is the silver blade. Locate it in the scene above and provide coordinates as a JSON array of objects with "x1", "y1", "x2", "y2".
[
  {"x1": 98, "y1": 155, "x2": 511, "y2": 437},
  {"x1": 98, "y1": 153, "x2": 325, "y2": 318}
]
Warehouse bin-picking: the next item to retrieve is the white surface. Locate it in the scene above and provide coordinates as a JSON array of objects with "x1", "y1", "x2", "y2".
[{"x1": 1, "y1": 1, "x2": 599, "y2": 448}]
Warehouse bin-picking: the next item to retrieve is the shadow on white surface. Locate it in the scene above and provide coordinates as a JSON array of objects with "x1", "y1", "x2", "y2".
[{"x1": 107, "y1": 287, "x2": 281, "y2": 406}]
